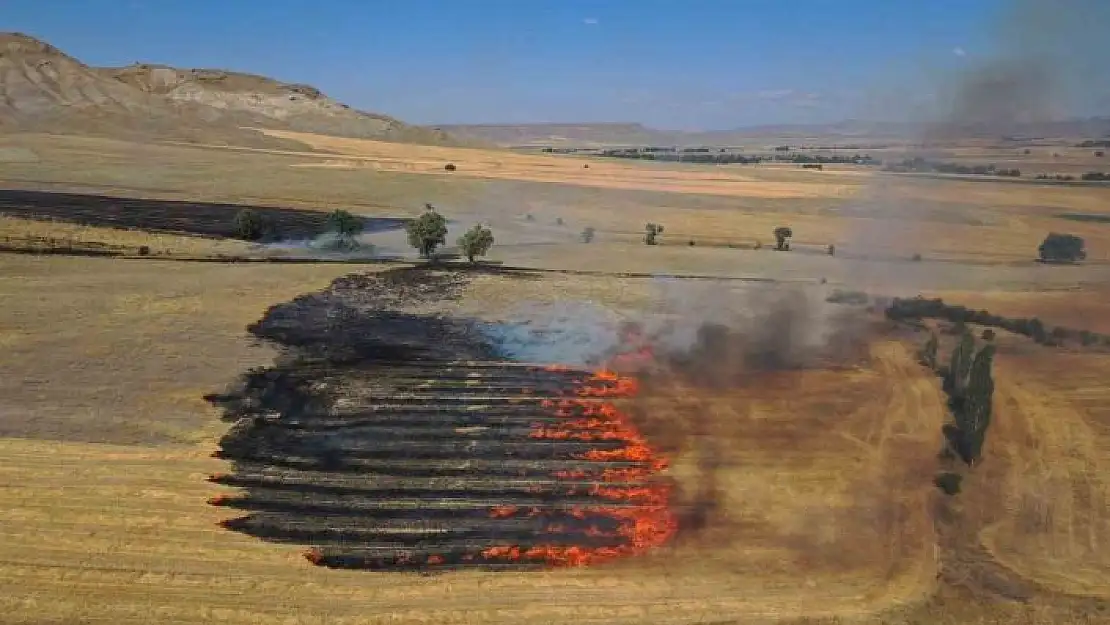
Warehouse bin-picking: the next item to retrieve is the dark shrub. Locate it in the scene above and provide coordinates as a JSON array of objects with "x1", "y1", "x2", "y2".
[
  {"x1": 934, "y1": 472, "x2": 963, "y2": 496},
  {"x1": 233, "y1": 208, "x2": 267, "y2": 241},
  {"x1": 773, "y1": 226, "x2": 793, "y2": 251},
  {"x1": 1038, "y1": 232, "x2": 1086, "y2": 263}
]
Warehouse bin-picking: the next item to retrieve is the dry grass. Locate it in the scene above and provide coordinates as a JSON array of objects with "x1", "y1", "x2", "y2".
[
  {"x1": 0, "y1": 255, "x2": 359, "y2": 444},
  {"x1": 910, "y1": 289, "x2": 1110, "y2": 600},
  {"x1": 0, "y1": 340, "x2": 946, "y2": 624},
  {"x1": 979, "y1": 352, "x2": 1110, "y2": 599},
  {"x1": 0, "y1": 215, "x2": 249, "y2": 256}
]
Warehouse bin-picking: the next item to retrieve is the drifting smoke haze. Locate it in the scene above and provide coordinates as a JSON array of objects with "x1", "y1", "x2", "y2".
[
  {"x1": 483, "y1": 281, "x2": 870, "y2": 373},
  {"x1": 928, "y1": 0, "x2": 1110, "y2": 139},
  {"x1": 624, "y1": 281, "x2": 872, "y2": 540},
  {"x1": 841, "y1": 0, "x2": 1110, "y2": 293},
  {"x1": 480, "y1": 278, "x2": 874, "y2": 542}
]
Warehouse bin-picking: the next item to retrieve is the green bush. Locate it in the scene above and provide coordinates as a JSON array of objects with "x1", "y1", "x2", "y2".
[
  {"x1": 457, "y1": 224, "x2": 494, "y2": 263},
  {"x1": 325, "y1": 210, "x2": 361, "y2": 250},
  {"x1": 233, "y1": 208, "x2": 268, "y2": 241},
  {"x1": 934, "y1": 472, "x2": 963, "y2": 496}
]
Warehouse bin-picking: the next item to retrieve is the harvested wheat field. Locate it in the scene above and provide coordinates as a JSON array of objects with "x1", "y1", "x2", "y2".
[
  {"x1": 0, "y1": 261, "x2": 947, "y2": 624},
  {"x1": 2, "y1": 128, "x2": 1110, "y2": 625},
  {"x1": 5, "y1": 8, "x2": 1110, "y2": 622},
  {"x1": 223, "y1": 129, "x2": 865, "y2": 201}
]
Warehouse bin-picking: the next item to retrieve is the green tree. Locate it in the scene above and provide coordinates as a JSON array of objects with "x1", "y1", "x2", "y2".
[
  {"x1": 961, "y1": 343, "x2": 996, "y2": 464},
  {"x1": 644, "y1": 223, "x2": 664, "y2": 245},
  {"x1": 457, "y1": 224, "x2": 494, "y2": 263},
  {"x1": 325, "y1": 209, "x2": 362, "y2": 250},
  {"x1": 233, "y1": 208, "x2": 268, "y2": 241},
  {"x1": 1038, "y1": 232, "x2": 1086, "y2": 263},
  {"x1": 405, "y1": 204, "x2": 448, "y2": 258},
  {"x1": 945, "y1": 330, "x2": 976, "y2": 396},
  {"x1": 773, "y1": 226, "x2": 793, "y2": 251}
]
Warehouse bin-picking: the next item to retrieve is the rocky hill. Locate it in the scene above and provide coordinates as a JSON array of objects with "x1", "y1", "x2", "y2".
[{"x1": 0, "y1": 32, "x2": 460, "y2": 147}]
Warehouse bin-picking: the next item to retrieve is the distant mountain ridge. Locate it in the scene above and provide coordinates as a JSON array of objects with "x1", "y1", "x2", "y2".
[{"x1": 0, "y1": 32, "x2": 462, "y2": 147}]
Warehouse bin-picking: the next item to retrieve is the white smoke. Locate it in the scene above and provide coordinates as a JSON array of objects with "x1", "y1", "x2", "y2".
[
  {"x1": 479, "y1": 300, "x2": 627, "y2": 366},
  {"x1": 476, "y1": 279, "x2": 864, "y2": 370}
]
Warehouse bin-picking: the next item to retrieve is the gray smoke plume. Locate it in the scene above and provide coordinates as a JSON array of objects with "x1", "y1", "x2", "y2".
[
  {"x1": 927, "y1": 0, "x2": 1110, "y2": 139},
  {"x1": 479, "y1": 280, "x2": 871, "y2": 372}
]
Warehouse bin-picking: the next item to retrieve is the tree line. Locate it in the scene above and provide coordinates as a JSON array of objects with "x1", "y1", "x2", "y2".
[
  {"x1": 884, "y1": 157, "x2": 1021, "y2": 177},
  {"x1": 886, "y1": 295, "x2": 1110, "y2": 349},
  {"x1": 597, "y1": 150, "x2": 879, "y2": 166},
  {"x1": 233, "y1": 205, "x2": 495, "y2": 263}
]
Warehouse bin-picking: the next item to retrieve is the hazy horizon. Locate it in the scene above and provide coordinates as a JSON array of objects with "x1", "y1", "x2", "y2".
[{"x1": 4, "y1": 0, "x2": 1109, "y2": 131}]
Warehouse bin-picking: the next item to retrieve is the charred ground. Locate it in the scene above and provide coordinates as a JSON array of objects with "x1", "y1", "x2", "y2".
[
  {"x1": 205, "y1": 267, "x2": 675, "y2": 571},
  {"x1": 0, "y1": 188, "x2": 407, "y2": 243}
]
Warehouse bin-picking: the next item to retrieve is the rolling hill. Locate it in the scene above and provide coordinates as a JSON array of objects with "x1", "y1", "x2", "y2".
[{"x1": 0, "y1": 32, "x2": 461, "y2": 147}]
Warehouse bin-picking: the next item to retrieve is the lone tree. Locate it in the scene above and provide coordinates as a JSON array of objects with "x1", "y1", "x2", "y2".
[
  {"x1": 773, "y1": 226, "x2": 793, "y2": 251},
  {"x1": 233, "y1": 208, "x2": 268, "y2": 241},
  {"x1": 581, "y1": 227, "x2": 596, "y2": 243},
  {"x1": 1038, "y1": 232, "x2": 1086, "y2": 263},
  {"x1": 326, "y1": 209, "x2": 362, "y2": 250},
  {"x1": 405, "y1": 204, "x2": 448, "y2": 258},
  {"x1": 457, "y1": 224, "x2": 494, "y2": 263},
  {"x1": 645, "y1": 223, "x2": 664, "y2": 245}
]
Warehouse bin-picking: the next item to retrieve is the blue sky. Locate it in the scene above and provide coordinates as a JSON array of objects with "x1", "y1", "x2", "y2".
[{"x1": 4, "y1": 0, "x2": 1106, "y2": 129}]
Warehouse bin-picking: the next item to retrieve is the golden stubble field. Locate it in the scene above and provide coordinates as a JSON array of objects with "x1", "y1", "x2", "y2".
[
  {"x1": 1, "y1": 131, "x2": 1110, "y2": 623},
  {"x1": 0, "y1": 255, "x2": 945, "y2": 624}
]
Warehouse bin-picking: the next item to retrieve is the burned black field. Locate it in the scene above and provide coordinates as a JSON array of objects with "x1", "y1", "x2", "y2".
[{"x1": 206, "y1": 268, "x2": 674, "y2": 572}]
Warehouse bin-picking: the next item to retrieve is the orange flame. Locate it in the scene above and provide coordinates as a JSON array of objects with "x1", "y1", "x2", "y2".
[
  {"x1": 481, "y1": 367, "x2": 675, "y2": 568},
  {"x1": 303, "y1": 548, "x2": 324, "y2": 565}
]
